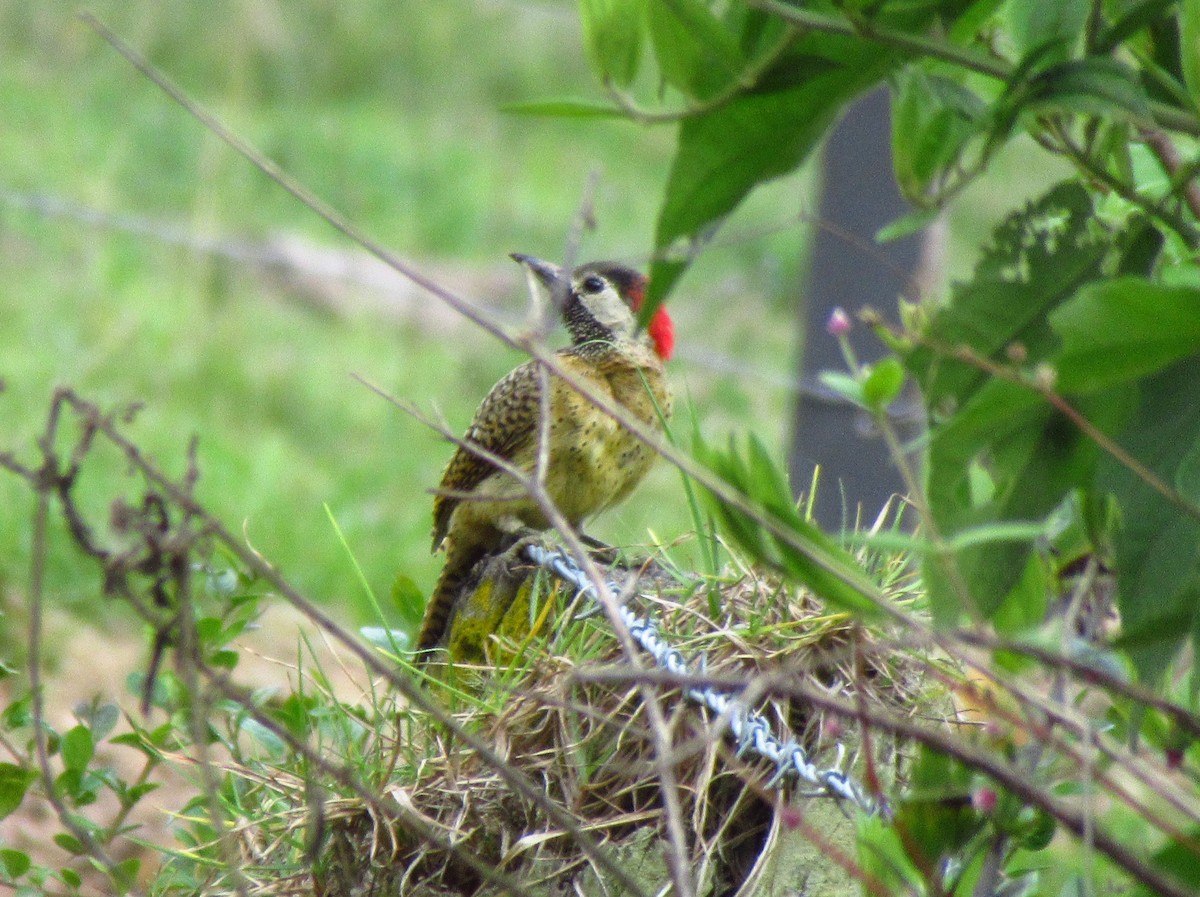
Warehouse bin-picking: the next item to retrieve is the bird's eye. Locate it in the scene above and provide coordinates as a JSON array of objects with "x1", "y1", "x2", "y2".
[{"x1": 581, "y1": 275, "x2": 606, "y2": 294}]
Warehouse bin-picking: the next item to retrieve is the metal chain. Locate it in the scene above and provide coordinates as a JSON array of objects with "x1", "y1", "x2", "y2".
[{"x1": 525, "y1": 544, "x2": 888, "y2": 817}]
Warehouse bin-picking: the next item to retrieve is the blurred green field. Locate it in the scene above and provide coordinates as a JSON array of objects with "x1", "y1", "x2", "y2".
[
  {"x1": 0, "y1": 2, "x2": 1064, "y2": 629},
  {"x1": 0, "y1": 2, "x2": 816, "y2": 629}
]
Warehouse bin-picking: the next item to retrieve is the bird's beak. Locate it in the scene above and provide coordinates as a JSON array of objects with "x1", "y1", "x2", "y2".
[{"x1": 509, "y1": 253, "x2": 562, "y2": 288}]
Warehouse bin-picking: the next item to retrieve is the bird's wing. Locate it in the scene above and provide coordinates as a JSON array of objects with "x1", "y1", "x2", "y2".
[{"x1": 431, "y1": 360, "x2": 543, "y2": 549}]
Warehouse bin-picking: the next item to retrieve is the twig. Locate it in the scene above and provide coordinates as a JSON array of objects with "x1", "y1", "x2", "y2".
[
  {"x1": 946, "y1": 342, "x2": 1200, "y2": 525},
  {"x1": 47, "y1": 387, "x2": 654, "y2": 897},
  {"x1": 1141, "y1": 126, "x2": 1200, "y2": 223},
  {"x1": 25, "y1": 394, "x2": 138, "y2": 893}
]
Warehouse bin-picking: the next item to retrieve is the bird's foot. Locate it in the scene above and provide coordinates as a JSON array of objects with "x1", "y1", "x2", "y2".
[{"x1": 494, "y1": 526, "x2": 547, "y2": 571}]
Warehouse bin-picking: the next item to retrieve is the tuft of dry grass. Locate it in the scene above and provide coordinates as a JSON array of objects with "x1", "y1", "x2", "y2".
[{"x1": 283, "y1": 549, "x2": 930, "y2": 897}]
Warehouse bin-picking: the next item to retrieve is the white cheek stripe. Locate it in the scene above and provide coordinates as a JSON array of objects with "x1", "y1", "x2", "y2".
[{"x1": 589, "y1": 291, "x2": 631, "y2": 329}]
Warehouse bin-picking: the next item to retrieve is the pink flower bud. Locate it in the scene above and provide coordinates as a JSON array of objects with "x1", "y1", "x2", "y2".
[
  {"x1": 971, "y1": 787, "x2": 997, "y2": 814},
  {"x1": 826, "y1": 307, "x2": 852, "y2": 337}
]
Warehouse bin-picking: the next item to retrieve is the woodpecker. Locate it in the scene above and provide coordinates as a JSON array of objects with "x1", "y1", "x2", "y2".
[{"x1": 415, "y1": 254, "x2": 674, "y2": 654}]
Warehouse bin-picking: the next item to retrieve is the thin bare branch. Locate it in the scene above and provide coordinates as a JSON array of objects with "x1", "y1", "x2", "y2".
[
  {"x1": 47, "y1": 386, "x2": 653, "y2": 897},
  {"x1": 25, "y1": 393, "x2": 139, "y2": 893}
]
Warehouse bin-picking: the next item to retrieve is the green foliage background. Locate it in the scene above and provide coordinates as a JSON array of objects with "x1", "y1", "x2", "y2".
[{"x1": 571, "y1": 0, "x2": 1200, "y2": 685}]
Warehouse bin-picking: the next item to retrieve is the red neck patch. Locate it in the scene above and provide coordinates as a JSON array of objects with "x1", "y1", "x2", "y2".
[
  {"x1": 626, "y1": 277, "x2": 674, "y2": 361},
  {"x1": 648, "y1": 307, "x2": 675, "y2": 361}
]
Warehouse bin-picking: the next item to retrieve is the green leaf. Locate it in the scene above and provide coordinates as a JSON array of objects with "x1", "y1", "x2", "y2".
[
  {"x1": 60, "y1": 769, "x2": 100, "y2": 807},
  {"x1": 945, "y1": 521, "x2": 1052, "y2": 551},
  {"x1": 908, "y1": 743, "x2": 974, "y2": 798},
  {"x1": 905, "y1": 181, "x2": 1107, "y2": 413},
  {"x1": 1181, "y1": 0, "x2": 1200, "y2": 112},
  {"x1": 857, "y1": 813, "x2": 923, "y2": 893},
  {"x1": 391, "y1": 572, "x2": 427, "y2": 633},
  {"x1": 893, "y1": 746, "x2": 981, "y2": 873},
  {"x1": 123, "y1": 781, "x2": 161, "y2": 804},
  {"x1": 61, "y1": 725, "x2": 94, "y2": 773},
  {"x1": 1097, "y1": 0, "x2": 1179, "y2": 53},
  {"x1": 922, "y1": 377, "x2": 1129, "y2": 626},
  {"x1": 1026, "y1": 58, "x2": 1152, "y2": 121},
  {"x1": 1178, "y1": 438, "x2": 1200, "y2": 505},
  {"x1": 109, "y1": 858, "x2": 141, "y2": 893},
  {"x1": 946, "y1": 0, "x2": 1007, "y2": 44},
  {"x1": 501, "y1": 97, "x2": 626, "y2": 119},
  {"x1": 209, "y1": 649, "x2": 240, "y2": 670},
  {"x1": 1131, "y1": 825, "x2": 1200, "y2": 896},
  {"x1": 862, "y1": 357, "x2": 905, "y2": 410},
  {"x1": 0, "y1": 764, "x2": 36, "y2": 820},
  {"x1": 1115, "y1": 217, "x2": 1165, "y2": 277},
  {"x1": 892, "y1": 69, "x2": 986, "y2": 201},
  {"x1": 0, "y1": 848, "x2": 30, "y2": 879},
  {"x1": 53, "y1": 833, "x2": 84, "y2": 856},
  {"x1": 1050, "y1": 278, "x2": 1200, "y2": 393},
  {"x1": 646, "y1": 0, "x2": 743, "y2": 99},
  {"x1": 60, "y1": 868, "x2": 83, "y2": 888},
  {"x1": 1008, "y1": 0, "x2": 1088, "y2": 64},
  {"x1": 648, "y1": 44, "x2": 895, "y2": 311},
  {"x1": 270, "y1": 691, "x2": 317, "y2": 739},
  {"x1": 726, "y1": 4, "x2": 789, "y2": 60},
  {"x1": 1101, "y1": 356, "x2": 1200, "y2": 682},
  {"x1": 579, "y1": 0, "x2": 644, "y2": 88},
  {"x1": 238, "y1": 717, "x2": 286, "y2": 760},
  {"x1": 1016, "y1": 808, "x2": 1057, "y2": 851},
  {"x1": 877, "y1": 207, "x2": 940, "y2": 244},
  {"x1": 818, "y1": 371, "x2": 864, "y2": 408},
  {"x1": 360, "y1": 626, "x2": 412, "y2": 652},
  {"x1": 195, "y1": 616, "x2": 222, "y2": 645},
  {"x1": 2, "y1": 696, "x2": 31, "y2": 730},
  {"x1": 989, "y1": 552, "x2": 1050, "y2": 633},
  {"x1": 693, "y1": 432, "x2": 883, "y2": 617},
  {"x1": 87, "y1": 702, "x2": 120, "y2": 742},
  {"x1": 893, "y1": 797, "x2": 983, "y2": 876}
]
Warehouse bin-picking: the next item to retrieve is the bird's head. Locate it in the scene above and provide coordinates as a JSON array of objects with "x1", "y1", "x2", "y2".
[{"x1": 511, "y1": 253, "x2": 674, "y2": 362}]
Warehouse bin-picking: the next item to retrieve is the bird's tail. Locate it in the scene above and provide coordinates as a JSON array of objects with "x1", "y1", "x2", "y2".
[{"x1": 414, "y1": 536, "x2": 490, "y2": 654}]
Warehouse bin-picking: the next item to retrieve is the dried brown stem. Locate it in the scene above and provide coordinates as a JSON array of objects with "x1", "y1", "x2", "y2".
[{"x1": 25, "y1": 393, "x2": 138, "y2": 893}]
